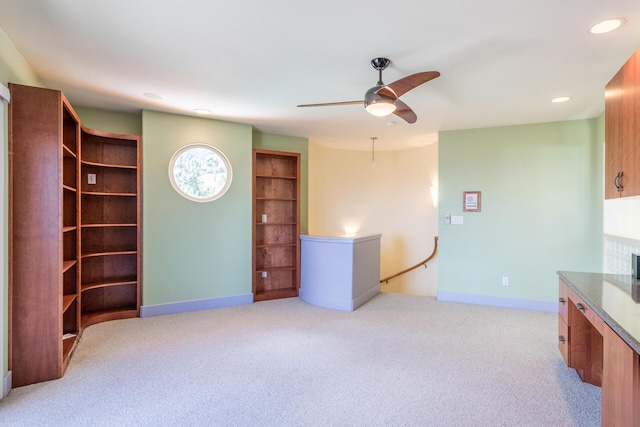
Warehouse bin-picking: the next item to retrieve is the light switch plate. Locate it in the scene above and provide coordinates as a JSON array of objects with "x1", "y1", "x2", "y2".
[{"x1": 451, "y1": 215, "x2": 464, "y2": 225}]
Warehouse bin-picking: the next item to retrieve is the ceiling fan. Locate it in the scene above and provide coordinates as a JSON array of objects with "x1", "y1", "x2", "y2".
[{"x1": 297, "y1": 57, "x2": 440, "y2": 124}]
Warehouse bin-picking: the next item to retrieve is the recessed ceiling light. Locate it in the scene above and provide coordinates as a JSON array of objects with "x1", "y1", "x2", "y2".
[
  {"x1": 194, "y1": 109, "x2": 212, "y2": 115},
  {"x1": 386, "y1": 120, "x2": 396, "y2": 126},
  {"x1": 551, "y1": 96, "x2": 571, "y2": 103},
  {"x1": 590, "y1": 18, "x2": 626, "y2": 35},
  {"x1": 143, "y1": 92, "x2": 163, "y2": 100}
]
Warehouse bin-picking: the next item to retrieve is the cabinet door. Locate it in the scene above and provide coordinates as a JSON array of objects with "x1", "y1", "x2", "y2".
[
  {"x1": 602, "y1": 324, "x2": 640, "y2": 426},
  {"x1": 605, "y1": 66, "x2": 624, "y2": 199},
  {"x1": 605, "y1": 49, "x2": 640, "y2": 199},
  {"x1": 620, "y1": 51, "x2": 640, "y2": 197}
]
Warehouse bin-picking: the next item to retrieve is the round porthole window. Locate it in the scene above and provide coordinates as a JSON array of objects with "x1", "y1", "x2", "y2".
[{"x1": 169, "y1": 144, "x2": 232, "y2": 202}]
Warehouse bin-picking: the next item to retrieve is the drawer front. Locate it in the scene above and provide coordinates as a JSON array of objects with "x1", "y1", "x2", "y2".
[
  {"x1": 559, "y1": 279, "x2": 569, "y2": 324},
  {"x1": 568, "y1": 288, "x2": 604, "y2": 334},
  {"x1": 558, "y1": 315, "x2": 570, "y2": 366}
]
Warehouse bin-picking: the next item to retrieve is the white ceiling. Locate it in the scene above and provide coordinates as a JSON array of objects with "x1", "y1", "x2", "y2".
[{"x1": 1, "y1": 1, "x2": 639, "y2": 150}]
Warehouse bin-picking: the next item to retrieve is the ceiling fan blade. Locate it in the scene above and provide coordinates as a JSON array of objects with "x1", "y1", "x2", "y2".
[
  {"x1": 393, "y1": 99, "x2": 417, "y2": 124},
  {"x1": 377, "y1": 71, "x2": 440, "y2": 99},
  {"x1": 297, "y1": 100, "x2": 363, "y2": 107}
]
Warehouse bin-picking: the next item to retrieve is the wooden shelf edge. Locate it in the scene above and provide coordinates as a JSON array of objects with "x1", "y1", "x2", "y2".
[
  {"x1": 256, "y1": 174, "x2": 297, "y2": 180},
  {"x1": 62, "y1": 184, "x2": 77, "y2": 192},
  {"x1": 81, "y1": 223, "x2": 137, "y2": 228},
  {"x1": 255, "y1": 266, "x2": 297, "y2": 272},
  {"x1": 62, "y1": 294, "x2": 76, "y2": 312},
  {"x1": 254, "y1": 288, "x2": 298, "y2": 301},
  {"x1": 255, "y1": 197, "x2": 297, "y2": 201},
  {"x1": 81, "y1": 250, "x2": 137, "y2": 259},
  {"x1": 62, "y1": 260, "x2": 76, "y2": 272},
  {"x1": 81, "y1": 159, "x2": 137, "y2": 169},
  {"x1": 255, "y1": 223, "x2": 297, "y2": 226},
  {"x1": 62, "y1": 144, "x2": 77, "y2": 158},
  {"x1": 63, "y1": 226, "x2": 77, "y2": 233},
  {"x1": 81, "y1": 191, "x2": 137, "y2": 197},
  {"x1": 81, "y1": 280, "x2": 137, "y2": 293},
  {"x1": 62, "y1": 334, "x2": 78, "y2": 364},
  {"x1": 256, "y1": 243, "x2": 297, "y2": 248},
  {"x1": 82, "y1": 309, "x2": 138, "y2": 329}
]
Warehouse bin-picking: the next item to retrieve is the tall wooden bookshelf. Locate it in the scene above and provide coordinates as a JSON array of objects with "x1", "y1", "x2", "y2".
[
  {"x1": 80, "y1": 128, "x2": 141, "y2": 328},
  {"x1": 8, "y1": 83, "x2": 141, "y2": 387},
  {"x1": 9, "y1": 84, "x2": 81, "y2": 387},
  {"x1": 252, "y1": 149, "x2": 300, "y2": 301}
]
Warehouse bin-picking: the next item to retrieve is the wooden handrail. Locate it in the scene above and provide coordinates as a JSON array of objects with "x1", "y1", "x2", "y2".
[{"x1": 380, "y1": 236, "x2": 439, "y2": 283}]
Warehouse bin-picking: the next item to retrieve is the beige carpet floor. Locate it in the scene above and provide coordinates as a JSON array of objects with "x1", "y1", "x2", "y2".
[{"x1": 0, "y1": 293, "x2": 601, "y2": 426}]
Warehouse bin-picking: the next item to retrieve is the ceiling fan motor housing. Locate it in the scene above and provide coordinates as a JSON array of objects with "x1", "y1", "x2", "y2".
[{"x1": 371, "y1": 57, "x2": 391, "y2": 71}]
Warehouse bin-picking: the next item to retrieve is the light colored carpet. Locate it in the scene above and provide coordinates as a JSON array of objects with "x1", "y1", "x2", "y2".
[{"x1": 0, "y1": 293, "x2": 601, "y2": 426}]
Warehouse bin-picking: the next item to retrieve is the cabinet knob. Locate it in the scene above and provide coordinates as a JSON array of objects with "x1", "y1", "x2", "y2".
[
  {"x1": 558, "y1": 335, "x2": 566, "y2": 343},
  {"x1": 576, "y1": 303, "x2": 585, "y2": 313},
  {"x1": 558, "y1": 297, "x2": 565, "y2": 304}
]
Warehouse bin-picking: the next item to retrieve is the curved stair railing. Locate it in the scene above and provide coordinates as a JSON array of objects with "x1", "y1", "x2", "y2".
[{"x1": 380, "y1": 236, "x2": 438, "y2": 284}]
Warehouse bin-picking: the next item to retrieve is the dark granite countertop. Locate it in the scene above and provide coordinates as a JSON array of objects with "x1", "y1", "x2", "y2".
[{"x1": 557, "y1": 271, "x2": 640, "y2": 354}]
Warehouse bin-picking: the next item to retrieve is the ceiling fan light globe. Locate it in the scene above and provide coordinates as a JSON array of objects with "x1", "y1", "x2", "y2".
[
  {"x1": 365, "y1": 98, "x2": 397, "y2": 117},
  {"x1": 364, "y1": 86, "x2": 397, "y2": 117}
]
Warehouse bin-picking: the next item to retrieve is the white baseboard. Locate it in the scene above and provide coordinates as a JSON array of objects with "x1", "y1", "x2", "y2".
[
  {"x1": 140, "y1": 294, "x2": 254, "y2": 317},
  {"x1": 436, "y1": 291, "x2": 558, "y2": 312},
  {"x1": 3, "y1": 371, "x2": 11, "y2": 398}
]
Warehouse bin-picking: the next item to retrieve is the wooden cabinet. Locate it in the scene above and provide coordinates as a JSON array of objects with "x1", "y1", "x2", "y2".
[
  {"x1": 80, "y1": 128, "x2": 141, "y2": 328},
  {"x1": 8, "y1": 84, "x2": 141, "y2": 386},
  {"x1": 9, "y1": 83, "x2": 81, "y2": 387},
  {"x1": 605, "y1": 48, "x2": 640, "y2": 199},
  {"x1": 602, "y1": 325, "x2": 640, "y2": 427},
  {"x1": 558, "y1": 276, "x2": 640, "y2": 426},
  {"x1": 558, "y1": 281, "x2": 570, "y2": 365},
  {"x1": 252, "y1": 149, "x2": 300, "y2": 301}
]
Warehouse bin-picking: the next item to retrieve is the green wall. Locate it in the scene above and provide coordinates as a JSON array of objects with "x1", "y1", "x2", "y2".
[
  {"x1": 438, "y1": 119, "x2": 603, "y2": 304},
  {"x1": 140, "y1": 112, "x2": 309, "y2": 306},
  {"x1": 74, "y1": 106, "x2": 142, "y2": 136},
  {"x1": 253, "y1": 130, "x2": 309, "y2": 234},
  {"x1": 142, "y1": 110, "x2": 253, "y2": 305}
]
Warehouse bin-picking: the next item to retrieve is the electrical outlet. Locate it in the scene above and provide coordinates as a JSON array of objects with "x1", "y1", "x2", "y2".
[
  {"x1": 88, "y1": 173, "x2": 96, "y2": 185},
  {"x1": 261, "y1": 271, "x2": 267, "y2": 278},
  {"x1": 502, "y1": 276, "x2": 509, "y2": 286}
]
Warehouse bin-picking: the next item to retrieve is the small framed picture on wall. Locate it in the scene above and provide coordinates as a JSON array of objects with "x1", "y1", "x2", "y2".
[{"x1": 463, "y1": 191, "x2": 481, "y2": 212}]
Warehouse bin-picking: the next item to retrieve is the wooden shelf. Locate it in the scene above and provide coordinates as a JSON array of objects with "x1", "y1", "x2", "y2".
[
  {"x1": 256, "y1": 174, "x2": 297, "y2": 180},
  {"x1": 62, "y1": 144, "x2": 76, "y2": 158},
  {"x1": 62, "y1": 294, "x2": 76, "y2": 313},
  {"x1": 62, "y1": 260, "x2": 76, "y2": 273},
  {"x1": 253, "y1": 149, "x2": 300, "y2": 302},
  {"x1": 81, "y1": 250, "x2": 137, "y2": 259},
  {"x1": 9, "y1": 83, "x2": 140, "y2": 388},
  {"x1": 82, "y1": 191, "x2": 137, "y2": 197},
  {"x1": 81, "y1": 223, "x2": 137, "y2": 228},
  {"x1": 10, "y1": 84, "x2": 83, "y2": 387},
  {"x1": 81, "y1": 278, "x2": 137, "y2": 293},
  {"x1": 82, "y1": 309, "x2": 138, "y2": 329},
  {"x1": 256, "y1": 266, "x2": 296, "y2": 272},
  {"x1": 81, "y1": 159, "x2": 137, "y2": 169},
  {"x1": 62, "y1": 335, "x2": 77, "y2": 362},
  {"x1": 256, "y1": 243, "x2": 297, "y2": 248},
  {"x1": 254, "y1": 288, "x2": 298, "y2": 302}
]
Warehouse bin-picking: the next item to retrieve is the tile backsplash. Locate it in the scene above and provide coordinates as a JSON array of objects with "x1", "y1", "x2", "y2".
[{"x1": 605, "y1": 234, "x2": 640, "y2": 274}]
